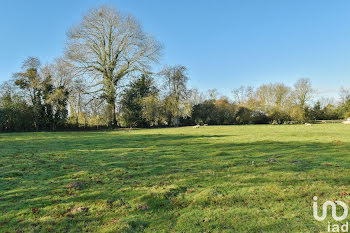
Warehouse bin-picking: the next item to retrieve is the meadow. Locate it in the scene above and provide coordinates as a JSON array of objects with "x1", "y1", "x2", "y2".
[{"x1": 1, "y1": 124, "x2": 350, "y2": 232}]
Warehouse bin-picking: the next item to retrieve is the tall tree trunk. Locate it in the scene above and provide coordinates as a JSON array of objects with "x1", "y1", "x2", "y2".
[
  {"x1": 113, "y1": 103, "x2": 117, "y2": 128},
  {"x1": 107, "y1": 103, "x2": 113, "y2": 129},
  {"x1": 76, "y1": 93, "x2": 81, "y2": 127},
  {"x1": 33, "y1": 92, "x2": 41, "y2": 131},
  {"x1": 105, "y1": 77, "x2": 117, "y2": 129},
  {"x1": 106, "y1": 102, "x2": 118, "y2": 128},
  {"x1": 107, "y1": 100, "x2": 118, "y2": 129}
]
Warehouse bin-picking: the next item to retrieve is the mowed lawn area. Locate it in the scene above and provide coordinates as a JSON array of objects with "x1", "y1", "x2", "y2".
[{"x1": 1, "y1": 124, "x2": 350, "y2": 232}]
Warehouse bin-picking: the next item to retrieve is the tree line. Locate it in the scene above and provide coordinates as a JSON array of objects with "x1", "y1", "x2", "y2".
[{"x1": 1, "y1": 5, "x2": 350, "y2": 132}]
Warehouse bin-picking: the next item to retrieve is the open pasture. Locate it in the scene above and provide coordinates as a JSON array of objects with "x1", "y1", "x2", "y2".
[{"x1": 1, "y1": 124, "x2": 350, "y2": 232}]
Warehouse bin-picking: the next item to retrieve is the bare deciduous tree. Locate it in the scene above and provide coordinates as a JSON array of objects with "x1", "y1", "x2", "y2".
[
  {"x1": 293, "y1": 78, "x2": 314, "y2": 108},
  {"x1": 232, "y1": 86, "x2": 254, "y2": 107},
  {"x1": 50, "y1": 58, "x2": 75, "y2": 90},
  {"x1": 188, "y1": 88, "x2": 205, "y2": 105},
  {"x1": 65, "y1": 5, "x2": 162, "y2": 127},
  {"x1": 339, "y1": 87, "x2": 350, "y2": 105},
  {"x1": 207, "y1": 88, "x2": 219, "y2": 101},
  {"x1": 255, "y1": 84, "x2": 275, "y2": 112},
  {"x1": 273, "y1": 83, "x2": 291, "y2": 110},
  {"x1": 161, "y1": 65, "x2": 191, "y2": 126}
]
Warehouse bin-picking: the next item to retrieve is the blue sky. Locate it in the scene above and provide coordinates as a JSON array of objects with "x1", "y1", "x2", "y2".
[{"x1": 1, "y1": 0, "x2": 350, "y2": 99}]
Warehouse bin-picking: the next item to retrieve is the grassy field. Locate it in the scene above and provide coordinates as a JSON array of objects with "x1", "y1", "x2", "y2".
[{"x1": 1, "y1": 124, "x2": 350, "y2": 232}]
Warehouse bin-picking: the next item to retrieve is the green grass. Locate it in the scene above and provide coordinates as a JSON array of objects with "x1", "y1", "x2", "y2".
[{"x1": 1, "y1": 124, "x2": 350, "y2": 232}]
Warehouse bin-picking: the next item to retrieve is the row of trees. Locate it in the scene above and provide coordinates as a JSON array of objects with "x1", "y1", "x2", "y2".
[
  {"x1": 0, "y1": 58, "x2": 193, "y2": 131},
  {"x1": 0, "y1": 57, "x2": 72, "y2": 131},
  {"x1": 1, "y1": 61, "x2": 350, "y2": 131},
  {"x1": 1, "y1": 5, "x2": 350, "y2": 132}
]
